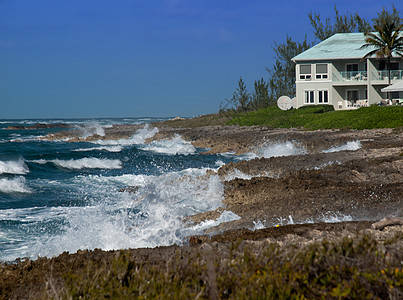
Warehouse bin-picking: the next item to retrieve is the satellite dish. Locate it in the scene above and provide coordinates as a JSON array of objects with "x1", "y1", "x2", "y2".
[{"x1": 277, "y1": 96, "x2": 296, "y2": 110}]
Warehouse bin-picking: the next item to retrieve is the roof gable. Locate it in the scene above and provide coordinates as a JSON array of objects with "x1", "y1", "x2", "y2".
[{"x1": 292, "y1": 33, "x2": 376, "y2": 61}]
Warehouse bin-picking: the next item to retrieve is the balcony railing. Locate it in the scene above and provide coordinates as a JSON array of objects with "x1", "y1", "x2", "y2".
[
  {"x1": 333, "y1": 71, "x2": 368, "y2": 82},
  {"x1": 372, "y1": 70, "x2": 403, "y2": 81}
]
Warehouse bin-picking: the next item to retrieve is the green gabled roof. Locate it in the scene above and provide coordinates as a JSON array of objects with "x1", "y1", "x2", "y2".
[{"x1": 292, "y1": 32, "x2": 375, "y2": 61}]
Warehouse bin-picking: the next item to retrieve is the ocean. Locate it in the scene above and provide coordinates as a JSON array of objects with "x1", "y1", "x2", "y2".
[
  {"x1": 0, "y1": 118, "x2": 249, "y2": 262},
  {"x1": 0, "y1": 118, "x2": 361, "y2": 262}
]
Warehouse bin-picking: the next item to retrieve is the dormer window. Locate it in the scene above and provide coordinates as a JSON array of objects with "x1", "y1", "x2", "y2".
[
  {"x1": 316, "y1": 64, "x2": 328, "y2": 79},
  {"x1": 300, "y1": 64, "x2": 311, "y2": 80}
]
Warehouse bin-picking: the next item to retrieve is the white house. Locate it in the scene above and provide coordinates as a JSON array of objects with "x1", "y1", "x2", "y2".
[{"x1": 292, "y1": 33, "x2": 403, "y2": 110}]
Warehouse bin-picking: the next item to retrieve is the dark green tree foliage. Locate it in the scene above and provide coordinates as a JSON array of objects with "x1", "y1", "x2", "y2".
[
  {"x1": 308, "y1": 6, "x2": 371, "y2": 41},
  {"x1": 372, "y1": 5, "x2": 402, "y2": 28},
  {"x1": 225, "y1": 77, "x2": 251, "y2": 112},
  {"x1": 251, "y1": 78, "x2": 271, "y2": 109},
  {"x1": 267, "y1": 35, "x2": 312, "y2": 100}
]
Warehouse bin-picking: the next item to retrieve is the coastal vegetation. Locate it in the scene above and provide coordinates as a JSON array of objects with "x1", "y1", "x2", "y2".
[
  {"x1": 227, "y1": 105, "x2": 403, "y2": 130},
  {"x1": 163, "y1": 105, "x2": 403, "y2": 130},
  {"x1": 53, "y1": 231, "x2": 403, "y2": 298}
]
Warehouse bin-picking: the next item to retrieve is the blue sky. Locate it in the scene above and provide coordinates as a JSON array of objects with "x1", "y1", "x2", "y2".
[{"x1": 0, "y1": 0, "x2": 400, "y2": 118}]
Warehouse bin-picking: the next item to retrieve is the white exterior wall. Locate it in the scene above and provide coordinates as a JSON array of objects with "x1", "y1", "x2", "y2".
[
  {"x1": 367, "y1": 59, "x2": 383, "y2": 105},
  {"x1": 294, "y1": 57, "x2": 403, "y2": 110},
  {"x1": 295, "y1": 61, "x2": 333, "y2": 108}
]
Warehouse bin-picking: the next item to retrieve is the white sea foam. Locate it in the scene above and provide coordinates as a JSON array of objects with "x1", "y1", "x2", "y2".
[
  {"x1": 322, "y1": 141, "x2": 361, "y2": 153},
  {"x1": 0, "y1": 177, "x2": 31, "y2": 193},
  {"x1": 15, "y1": 168, "x2": 227, "y2": 259},
  {"x1": 236, "y1": 141, "x2": 306, "y2": 161},
  {"x1": 29, "y1": 159, "x2": 47, "y2": 164},
  {"x1": 51, "y1": 158, "x2": 122, "y2": 170},
  {"x1": 252, "y1": 220, "x2": 266, "y2": 231},
  {"x1": 141, "y1": 134, "x2": 196, "y2": 155},
  {"x1": 271, "y1": 213, "x2": 353, "y2": 228},
  {"x1": 93, "y1": 124, "x2": 159, "y2": 146},
  {"x1": 275, "y1": 215, "x2": 295, "y2": 226},
  {"x1": 215, "y1": 160, "x2": 226, "y2": 167},
  {"x1": 320, "y1": 213, "x2": 353, "y2": 223},
  {"x1": 73, "y1": 146, "x2": 123, "y2": 152},
  {"x1": 0, "y1": 159, "x2": 29, "y2": 175}
]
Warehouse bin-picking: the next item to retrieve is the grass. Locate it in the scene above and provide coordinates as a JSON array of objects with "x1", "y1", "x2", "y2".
[
  {"x1": 227, "y1": 105, "x2": 403, "y2": 130},
  {"x1": 61, "y1": 232, "x2": 403, "y2": 299}
]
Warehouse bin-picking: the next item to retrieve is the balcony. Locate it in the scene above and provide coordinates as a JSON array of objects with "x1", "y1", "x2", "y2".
[
  {"x1": 372, "y1": 70, "x2": 403, "y2": 81},
  {"x1": 333, "y1": 71, "x2": 368, "y2": 82}
]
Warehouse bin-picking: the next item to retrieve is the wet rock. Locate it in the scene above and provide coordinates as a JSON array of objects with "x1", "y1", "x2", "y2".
[
  {"x1": 118, "y1": 186, "x2": 140, "y2": 193},
  {"x1": 188, "y1": 236, "x2": 203, "y2": 246},
  {"x1": 7, "y1": 123, "x2": 71, "y2": 130}
]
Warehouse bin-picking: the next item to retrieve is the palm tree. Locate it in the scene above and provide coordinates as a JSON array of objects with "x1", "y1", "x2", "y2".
[{"x1": 360, "y1": 19, "x2": 403, "y2": 87}]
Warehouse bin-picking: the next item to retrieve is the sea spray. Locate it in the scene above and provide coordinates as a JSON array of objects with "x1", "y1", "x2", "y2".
[
  {"x1": 238, "y1": 141, "x2": 307, "y2": 160},
  {"x1": 0, "y1": 159, "x2": 29, "y2": 175},
  {"x1": 322, "y1": 140, "x2": 361, "y2": 153},
  {"x1": 0, "y1": 177, "x2": 31, "y2": 194},
  {"x1": 252, "y1": 220, "x2": 265, "y2": 231},
  {"x1": 78, "y1": 121, "x2": 112, "y2": 138},
  {"x1": 92, "y1": 124, "x2": 159, "y2": 146},
  {"x1": 184, "y1": 211, "x2": 241, "y2": 234},
  {"x1": 141, "y1": 134, "x2": 196, "y2": 155},
  {"x1": 20, "y1": 168, "x2": 227, "y2": 259},
  {"x1": 257, "y1": 141, "x2": 307, "y2": 158}
]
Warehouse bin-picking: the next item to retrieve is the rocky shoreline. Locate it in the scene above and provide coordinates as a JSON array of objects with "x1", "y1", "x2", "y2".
[
  {"x1": 1, "y1": 122, "x2": 402, "y2": 298},
  {"x1": 44, "y1": 123, "x2": 403, "y2": 228}
]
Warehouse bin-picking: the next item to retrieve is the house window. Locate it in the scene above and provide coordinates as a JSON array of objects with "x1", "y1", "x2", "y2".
[
  {"x1": 300, "y1": 64, "x2": 312, "y2": 80},
  {"x1": 379, "y1": 61, "x2": 399, "y2": 70},
  {"x1": 316, "y1": 64, "x2": 328, "y2": 79},
  {"x1": 346, "y1": 64, "x2": 358, "y2": 72},
  {"x1": 318, "y1": 90, "x2": 329, "y2": 103},
  {"x1": 305, "y1": 90, "x2": 314, "y2": 104}
]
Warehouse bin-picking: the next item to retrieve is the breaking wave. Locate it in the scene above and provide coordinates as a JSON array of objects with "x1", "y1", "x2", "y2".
[
  {"x1": 0, "y1": 177, "x2": 31, "y2": 194},
  {"x1": 141, "y1": 134, "x2": 196, "y2": 155},
  {"x1": 0, "y1": 159, "x2": 29, "y2": 175},
  {"x1": 35, "y1": 158, "x2": 123, "y2": 170},
  {"x1": 23, "y1": 168, "x2": 226, "y2": 258},
  {"x1": 52, "y1": 158, "x2": 122, "y2": 170},
  {"x1": 93, "y1": 124, "x2": 159, "y2": 146}
]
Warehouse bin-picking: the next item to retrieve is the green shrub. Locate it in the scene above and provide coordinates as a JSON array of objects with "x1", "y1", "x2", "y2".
[{"x1": 62, "y1": 234, "x2": 403, "y2": 299}]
